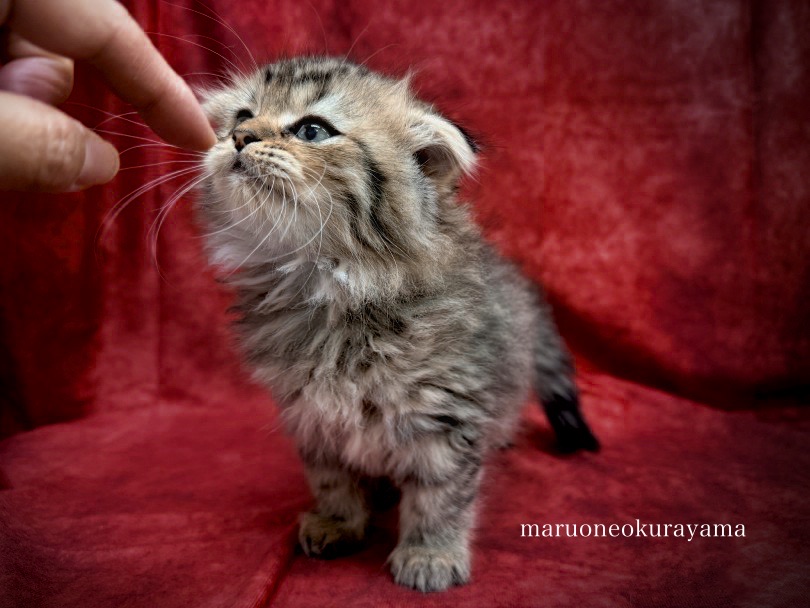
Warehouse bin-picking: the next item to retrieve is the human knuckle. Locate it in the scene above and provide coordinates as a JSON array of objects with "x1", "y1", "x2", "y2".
[{"x1": 32, "y1": 118, "x2": 85, "y2": 190}]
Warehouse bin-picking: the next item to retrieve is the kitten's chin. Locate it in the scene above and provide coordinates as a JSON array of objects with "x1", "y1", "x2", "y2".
[{"x1": 223, "y1": 172, "x2": 272, "y2": 200}]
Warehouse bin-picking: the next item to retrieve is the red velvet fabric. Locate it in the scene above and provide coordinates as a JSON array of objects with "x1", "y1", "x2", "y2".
[{"x1": 1, "y1": 1, "x2": 808, "y2": 606}]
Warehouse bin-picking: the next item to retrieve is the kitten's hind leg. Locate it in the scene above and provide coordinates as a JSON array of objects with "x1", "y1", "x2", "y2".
[
  {"x1": 299, "y1": 464, "x2": 369, "y2": 559},
  {"x1": 359, "y1": 476, "x2": 401, "y2": 512}
]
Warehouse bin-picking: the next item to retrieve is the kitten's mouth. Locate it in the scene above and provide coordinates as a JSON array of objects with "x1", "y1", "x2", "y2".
[
  {"x1": 230, "y1": 157, "x2": 268, "y2": 183},
  {"x1": 229, "y1": 157, "x2": 294, "y2": 197},
  {"x1": 231, "y1": 156, "x2": 285, "y2": 181}
]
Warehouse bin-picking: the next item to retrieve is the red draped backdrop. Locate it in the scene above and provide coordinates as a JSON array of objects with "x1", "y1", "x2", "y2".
[{"x1": 1, "y1": 1, "x2": 808, "y2": 606}]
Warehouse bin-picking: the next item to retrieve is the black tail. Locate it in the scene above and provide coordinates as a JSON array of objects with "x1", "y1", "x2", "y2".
[
  {"x1": 532, "y1": 299, "x2": 600, "y2": 453},
  {"x1": 542, "y1": 390, "x2": 600, "y2": 453}
]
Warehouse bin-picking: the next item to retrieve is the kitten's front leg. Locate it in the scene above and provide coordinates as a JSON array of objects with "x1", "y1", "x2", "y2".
[
  {"x1": 299, "y1": 463, "x2": 369, "y2": 559},
  {"x1": 389, "y1": 454, "x2": 482, "y2": 592}
]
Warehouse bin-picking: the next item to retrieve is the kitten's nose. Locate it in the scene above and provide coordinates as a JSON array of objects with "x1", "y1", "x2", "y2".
[{"x1": 233, "y1": 129, "x2": 260, "y2": 152}]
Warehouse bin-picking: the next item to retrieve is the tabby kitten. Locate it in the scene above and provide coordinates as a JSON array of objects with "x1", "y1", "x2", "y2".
[{"x1": 197, "y1": 57, "x2": 599, "y2": 592}]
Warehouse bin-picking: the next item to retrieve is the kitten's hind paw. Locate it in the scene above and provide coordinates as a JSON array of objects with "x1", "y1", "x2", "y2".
[
  {"x1": 298, "y1": 512, "x2": 365, "y2": 559},
  {"x1": 542, "y1": 393, "x2": 601, "y2": 453},
  {"x1": 388, "y1": 544, "x2": 470, "y2": 592}
]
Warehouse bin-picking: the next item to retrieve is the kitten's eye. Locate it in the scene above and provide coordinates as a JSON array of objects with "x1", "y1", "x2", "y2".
[
  {"x1": 235, "y1": 109, "x2": 253, "y2": 125},
  {"x1": 295, "y1": 123, "x2": 331, "y2": 143}
]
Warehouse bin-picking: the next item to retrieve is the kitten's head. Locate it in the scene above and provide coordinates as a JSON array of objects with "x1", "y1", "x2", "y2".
[{"x1": 198, "y1": 57, "x2": 477, "y2": 294}]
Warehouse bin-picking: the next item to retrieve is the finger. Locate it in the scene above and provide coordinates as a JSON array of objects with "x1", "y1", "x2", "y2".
[
  {"x1": 0, "y1": 91, "x2": 119, "y2": 192},
  {"x1": 4, "y1": 31, "x2": 72, "y2": 64},
  {"x1": 5, "y1": 0, "x2": 216, "y2": 151},
  {"x1": 0, "y1": 57, "x2": 73, "y2": 104},
  {"x1": 0, "y1": 38, "x2": 74, "y2": 104}
]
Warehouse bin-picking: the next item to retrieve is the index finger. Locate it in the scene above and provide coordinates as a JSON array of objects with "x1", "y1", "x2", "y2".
[{"x1": 3, "y1": 0, "x2": 216, "y2": 151}]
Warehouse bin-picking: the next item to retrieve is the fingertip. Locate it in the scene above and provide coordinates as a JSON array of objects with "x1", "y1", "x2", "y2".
[
  {"x1": 196, "y1": 122, "x2": 218, "y2": 151},
  {"x1": 137, "y1": 78, "x2": 217, "y2": 152},
  {"x1": 72, "y1": 134, "x2": 119, "y2": 190},
  {"x1": 184, "y1": 109, "x2": 217, "y2": 151},
  {"x1": 185, "y1": 82, "x2": 217, "y2": 150},
  {"x1": 169, "y1": 82, "x2": 218, "y2": 151}
]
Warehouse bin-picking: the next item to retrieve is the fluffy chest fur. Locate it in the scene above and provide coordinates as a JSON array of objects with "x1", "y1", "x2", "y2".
[{"x1": 231, "y1": 253, "x2": 526, "y2": 482}]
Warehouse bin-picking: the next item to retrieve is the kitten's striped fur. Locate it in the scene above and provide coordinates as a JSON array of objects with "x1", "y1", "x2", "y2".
[{"x1": 198, "y1": 57, "x2": 598, "y2": 592}]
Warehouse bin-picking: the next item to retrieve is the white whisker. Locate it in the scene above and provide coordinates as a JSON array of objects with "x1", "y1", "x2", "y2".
[
  {"x1": 93, "y1": 128, "x2": 185, "y2": 149},
  {"x1": 197, "y1": 176, "x2": 272, "y2": 239},
  {"x1": 149, "y1": 169, "x2": 212, "y2": 270},
  {"x1": 163, "y1": 0, "x2": 259, "y2": 73},
  {"x1": 223, "y1": 181, "x2": 290, "y2": 276},
  {"x1": 99, "y1": 166, "x2": 200, "y2": 243},
  {"x1": 119, "y1": 160, "x2": 202, "y2": 172},
  {"x1": 145, "y1": 31, "x2": 244, "y2": 75},
  {"x1": 119, "y1": 143, "x2": 204, "y2": 157}
]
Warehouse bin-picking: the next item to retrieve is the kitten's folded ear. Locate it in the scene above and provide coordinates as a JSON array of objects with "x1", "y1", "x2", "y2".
[{"x1": 409, "y1": 109, "x2": 478, "y2": 189}]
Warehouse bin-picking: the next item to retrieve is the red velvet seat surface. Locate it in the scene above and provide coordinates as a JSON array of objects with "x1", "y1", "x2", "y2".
[
  {"x1": 2, "y1": 375, "x2": 807, "y2": 607},
  {"x1": 1, "y1": 1, "x2": 808, "y2": 606}
]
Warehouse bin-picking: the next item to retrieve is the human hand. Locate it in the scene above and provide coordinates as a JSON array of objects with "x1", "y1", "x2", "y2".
[{"x1": 0, "y1": 0, "x2": 216, "y2": 192}]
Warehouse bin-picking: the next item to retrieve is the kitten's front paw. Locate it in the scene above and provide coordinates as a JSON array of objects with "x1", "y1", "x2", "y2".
[
  {"x1": 388, "y1": 544, "x2": 471, "y2": 592},
  {"x1": 298, "y1": 512, "x2": 365, "y2": 559}
]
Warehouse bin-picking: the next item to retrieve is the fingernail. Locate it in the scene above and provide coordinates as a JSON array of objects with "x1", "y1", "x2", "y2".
[{"x1": 73, "y1": 135, "x2": 119, "y2": 189}]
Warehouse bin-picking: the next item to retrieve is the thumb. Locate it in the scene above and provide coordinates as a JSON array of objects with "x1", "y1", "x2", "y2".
[{"x1": 0, "y1": 91, "x2": 119, "y2": 192}]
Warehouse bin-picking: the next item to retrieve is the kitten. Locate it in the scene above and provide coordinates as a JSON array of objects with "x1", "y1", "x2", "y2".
[{"x1": 197, "y1": 57, "x2": 599, "y2": 592}]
